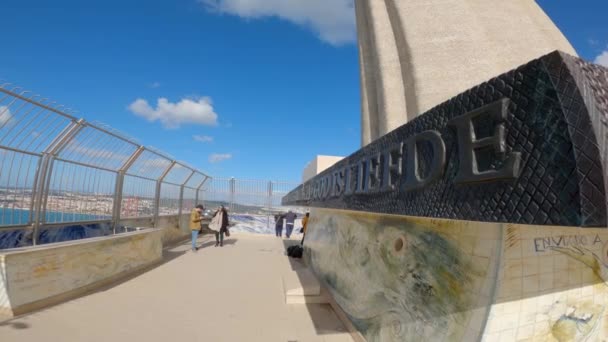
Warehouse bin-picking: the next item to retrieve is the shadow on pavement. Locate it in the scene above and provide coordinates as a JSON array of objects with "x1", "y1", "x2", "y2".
[
  {"x1": 0, "y1": 320, "x2": 30, "y2": 330},
  {"x1": 198, "y1": 237, "x2": 238, "y2": 249}
]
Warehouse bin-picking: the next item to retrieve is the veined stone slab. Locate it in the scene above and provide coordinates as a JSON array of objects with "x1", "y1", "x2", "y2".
[
  {"x1": 0, "y1": 228, "x2": 162, "y2": 318},
  {"x1": 303, "y1": 209, "x2": 608, "y2": 341}
]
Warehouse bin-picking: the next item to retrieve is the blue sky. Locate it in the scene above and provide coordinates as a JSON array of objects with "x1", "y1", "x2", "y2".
[{"x1": 1, "y1": 0, "x2": 606, "y2": 183}]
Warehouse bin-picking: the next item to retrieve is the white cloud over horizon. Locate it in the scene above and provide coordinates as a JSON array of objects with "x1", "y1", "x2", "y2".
[
  {"x1": 149, "y1": 81, "x2": 161, "y2": 88},
  {"x1": 200, "y1": 0, "x2": 356, "y2": 45},
  {"x1": 194, "y1": 135, "x2": 214, "y2": 143},
  {"x1": 209, "y1": 153, "x2": 232, "y2": 163},
  {"x1": 0, "y1": 106, "x2": 12, "y2": 126},
  {"x1": 595, "y1": 50, "x2": 608, "y2": 67},
  {"x1": 128, "y1": 97, "x2": 218, "y2": 129}
]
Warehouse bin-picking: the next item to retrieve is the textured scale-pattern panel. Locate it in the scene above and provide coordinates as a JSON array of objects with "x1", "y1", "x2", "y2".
[{"x1": 284, "y1": 51, "x2": 608, "y2": 227}]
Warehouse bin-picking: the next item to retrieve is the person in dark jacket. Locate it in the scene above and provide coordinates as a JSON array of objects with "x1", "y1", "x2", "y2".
[
  {"x1": 211, "y1": 205, "x2": 230, "y2": 247},
  {"x1": 284, "y1": 210, "x2": 297, "y2": 238},
  {"x1": 275, "y1": 213, "x2": 284, "y2": 237}
]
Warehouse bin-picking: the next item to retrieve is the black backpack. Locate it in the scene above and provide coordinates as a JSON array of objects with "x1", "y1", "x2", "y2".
[{"x1": 287, "y1": 245, "x2": 303, "y2": 258}]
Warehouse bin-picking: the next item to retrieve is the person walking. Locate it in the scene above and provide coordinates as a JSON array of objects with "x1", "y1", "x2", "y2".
[
  {"x1": 275, "y1": 213, "x2": 284, "y2": 237},
  {"x1": 189, "y1": 204, "x2": 205, "y2": 252},
  {"x1": 210, "y1": 205, "x2": 230, "y2": 247},
  {"x1": 284, "y1": 210, "x2": 297, "y2": 238},
  {"x1": 301, "y1": 212, "x2": 310, "y2": 245}
]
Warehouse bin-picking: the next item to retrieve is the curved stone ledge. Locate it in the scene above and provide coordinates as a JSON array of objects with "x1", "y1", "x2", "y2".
[{"x1": 0, "y1": 228, "x2": 162, "y2": 319}]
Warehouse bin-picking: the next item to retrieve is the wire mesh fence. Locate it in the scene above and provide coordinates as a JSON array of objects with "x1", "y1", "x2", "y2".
[
  {"x1": 0, "y1": 82, "x2": 304, "y2": 244},
  {"x1": 121, "y1": 175, "x2": 156, "y2": 218},
  {"x1": 202, "y1": 177, "x2": 302, "y2": 233},
  {"x1": 0, "y1": 83, "x2": 211, "y2": 244}
]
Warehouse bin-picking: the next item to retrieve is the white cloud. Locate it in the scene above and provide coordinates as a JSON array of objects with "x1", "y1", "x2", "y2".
[
  {"x1": 595, "y1": 50, "x2": 608, "y2": 67},
  {"x1": 193, "y1": 135, "x2": 214, "y2": 143},
  {"x1": 201, "y1": 0, "x2": 356, "y2": 45},
  {"x1": 149, "y1": 81, "x2": 161, "y2": 88},
  {"x1": 0, "y1": 106, "x2": 12, "y2": 126},
  {"x1": 209, "y1": 153, "x2": 232, "y2": 163},
  {"x1": 128, "y1": 97, "x2": 218, "y2": 129},
  {"x1": 588, "y1": 38, "x2": 600, "y2": 47}
]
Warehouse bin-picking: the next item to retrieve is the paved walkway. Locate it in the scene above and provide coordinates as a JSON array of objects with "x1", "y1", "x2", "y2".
[{"x1": 0, "y1": 233, "x2": 351, "y2": 342}]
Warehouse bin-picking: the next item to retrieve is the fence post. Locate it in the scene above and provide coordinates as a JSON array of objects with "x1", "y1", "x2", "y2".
[
  {"x1": 229, "y1": 177, "x2": 236, "y2": 211},
  {"x1": 177, "y1": 170, "x2": 195, "y2": 230},
  {"x1": 31, "y1": 119, "x2": 84, "y2": 245},
  {"x1": 154, "y1": 161, "x2": 176, "y2": 228},
  {"x1": 267, "y1": 181, "x2": 273, "y2": 229},
  {"x1": 112, "y1": 146, "x2": 145, "y2": 233}
]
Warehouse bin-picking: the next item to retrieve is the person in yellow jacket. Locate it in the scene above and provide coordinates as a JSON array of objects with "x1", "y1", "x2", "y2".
[
  {"x1": 301, "y1": 212, "x2": 310, "y2": 245},
  {"x1": 190, "y1": 204, "x2": 205, "y2": 252}
]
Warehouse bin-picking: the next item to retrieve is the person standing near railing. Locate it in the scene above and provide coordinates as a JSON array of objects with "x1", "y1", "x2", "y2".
[
  {"x1": 274, "y1": 213, "x2": 284, "y2": 237},
  {"x1": 284, "y1": 210, "x2": 297, "y2": 238},
  {"x1": 190, "y1": 204, "x2": 205, "y2": 252}
]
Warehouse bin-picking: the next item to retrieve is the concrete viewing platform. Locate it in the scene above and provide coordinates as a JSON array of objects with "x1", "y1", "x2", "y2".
[{"x1": 0, "y1": 233, "x2": 352, "y2": 342}]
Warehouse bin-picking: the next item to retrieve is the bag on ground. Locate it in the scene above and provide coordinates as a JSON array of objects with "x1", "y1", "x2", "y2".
[{"x1": 287, "y1": 245, "x2": 303, "y2": 258}]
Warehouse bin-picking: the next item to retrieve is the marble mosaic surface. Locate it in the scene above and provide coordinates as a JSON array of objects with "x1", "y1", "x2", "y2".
[
  {"x1": 306, "y1": 209, "x2": 608, "y2": 341},
  {"x1": 305, "y1": 208, "x2": 501, "y2": 341}
]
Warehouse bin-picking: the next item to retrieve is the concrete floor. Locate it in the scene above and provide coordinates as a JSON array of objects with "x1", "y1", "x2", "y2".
[{"x1": 0, "y1": 233, "x2": 351, "y2": 342}]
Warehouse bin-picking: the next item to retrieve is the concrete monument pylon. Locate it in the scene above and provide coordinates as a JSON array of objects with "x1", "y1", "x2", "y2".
[{"x1": 356, "y1": 0, "x2": 577, "y2": 145}]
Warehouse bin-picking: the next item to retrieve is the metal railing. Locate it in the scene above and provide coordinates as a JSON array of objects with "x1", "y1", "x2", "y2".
[
  {"x1": 202, "y1": 177, "x2": 302, "y2": 233},
  {"x1": 202, "y1": 177, "x2": 299, "y2": 214},
  {"x1": 0, "y1": 83, "x2": 211, "y2": 244}
]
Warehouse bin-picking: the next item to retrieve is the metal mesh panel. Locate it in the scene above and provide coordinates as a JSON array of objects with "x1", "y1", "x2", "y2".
[
  {"x1": 121, "y1": 175, "x2": 156, "y2": 218},
  {"x1": 44, "y1": 160, "x2": 115, "y2": 223},
  {"x1": 0, "y1": 86, "x2": 73, "y2": 154},
  {"x1": 197, "y1": 189, "x2": 205, "y2": 204},
  {"x1": 203, "y1": 178, "x2": 231, "y2": 206},
  {"x1": 182, "y1": 187, "x2": 197, "y2": 213},
  {"x1": 204, "y1": 178, "x2": 299, "y2": 213},
  {"x1": 58, "y1": 125, "x2": 138, "y2": 171},
  {"x1": 163, "y1": 163, "x2": 193, "y2": 185},
  {"x1": 159, "y1": 183, "x2": 180, "y2": 216},
  {"x1": 0, "y1": 82, "x2": 212, "y2": 247},
  {"x1": 126, "y1": 149, "x2": 173, "y2": 180},
  {"x1": 0, "y1": 148, "x2": 40, "y2": 226},
  {"x1": 184, "y1": 172, "x2": 206, "y2": 188}
]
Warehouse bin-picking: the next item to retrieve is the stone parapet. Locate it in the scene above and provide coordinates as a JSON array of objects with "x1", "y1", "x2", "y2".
[{"x1": 0, "y1": 228, "x2": 162, "y2": 318}]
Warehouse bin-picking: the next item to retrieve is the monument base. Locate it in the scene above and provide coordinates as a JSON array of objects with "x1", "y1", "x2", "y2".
[{"x1": 304, "y1": 208, "x2": 608, "y2": 341}]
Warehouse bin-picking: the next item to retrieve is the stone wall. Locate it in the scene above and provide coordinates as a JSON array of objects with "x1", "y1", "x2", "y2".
[
  {"x1": 306, "y1": 208, "x2": 608, "y2": 341},
  {"x1": 120, "y1": 213, "x2": 192, "y2": 246},
  {"x1": 0, "y1": 229, "x2": 162, "y2": 318}
]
